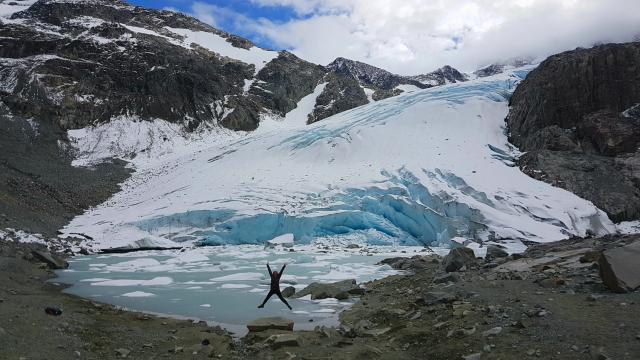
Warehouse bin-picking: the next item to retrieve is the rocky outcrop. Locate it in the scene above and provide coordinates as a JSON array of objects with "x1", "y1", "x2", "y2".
[
  {"x1": 292, "y1": 279, "x2": 359, "y2": 300},
  {"x1": 253, "y1": 51, "x2": 326, "y2": 117},
  {"x1": 246, "y1": 317, "x2": 294, "y2": 332},
  {"x1": 308, "y1": 72, "x2": 368, "y2": 124},
  {"x1": 410, "y1": 65, "x2": 468, "y2": 86},
  {"x1": 506, "y1": 42, "x2": 640, "y2": 221},
  {"x1": 327, "y1": 57, "x2": 427, "y2": 92}
]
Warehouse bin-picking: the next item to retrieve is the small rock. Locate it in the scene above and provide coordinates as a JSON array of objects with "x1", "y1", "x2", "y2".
[
  {"x1": 45, "y1": 307, "x2": 62, "y2": 316},
  {"x1": 447, "y1": 327, "x2": 476, "y2": 338},
  {"x1": 409, "y1": 311, "x2": 422, "y2": 320},
  {"x1": 422, "y1": 291, "x2": 458, "y2": 306},
  {"x1": 571, "y1": 345, "x2": 579, "y2": 351},
  {"x1": 346, "y1": 244, "x2": 360, "y2": 249},
  {"x1": 201, "y1": 339, "x2": 210, "y2": 346},
  {"x1": 482, "y1": 326, "x2": 502, "y2": 337},
  {"x1": 462, "y1": 352, "x2": 482, "y2": 360},
  {"x1": 433, "y1": 321, "x2": 450, "y2": 330},
  {"x1": 361, "y1": 327, "x2": 391, "y2": 337},
  {"x1": 267, "y1": 333, "x2": 300, "y2": 349},
  {"x1": 587, "y1": 294, "x2": 603, "y2": 301},
  {"x1": 281, "y1": 286, "x2": 296, "y2": 298},
  {"x1": 169, "y1": 346, "x2": 184, "y2": 353},
  {"x1": 142, "y1": 343, "x2": 153, "y2": 349},
  {"x1": 115, "y1": 348, "x2": 130, "y2": 358},
  {"x1": 589, "y1": 346, "x2": 612, "y2": 360},
  {"x1": 579, "y1": 251, "x2": 600, "y2": 263}
]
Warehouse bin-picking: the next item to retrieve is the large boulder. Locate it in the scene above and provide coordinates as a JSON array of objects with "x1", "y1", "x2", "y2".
[
  {"x1": 442, "y1": 247, "x2": 477, "y2": 272},
  {"x1": 31, "y1": 250, "x2": 68, "y2": 269},
  {"x1": 292, "y1": 279, "x2": 358, "y2": 300},
  {"x1": 485, "y1": 245, "x2": 509, "y2": 261},
  {"x1": 281, "y1": 286, "x2": 295, "y2": 298},
  {"x1": 598, "y1": 242, "x2": 640, "y2": 293},
  {"x1": 247, "y1": 317, "x2": 294, "y2": 332}
]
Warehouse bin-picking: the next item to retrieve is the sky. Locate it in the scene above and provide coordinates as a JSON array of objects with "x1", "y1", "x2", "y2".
[{"x1": 128, "y1": 0, "x2": 640, "y2": 75}]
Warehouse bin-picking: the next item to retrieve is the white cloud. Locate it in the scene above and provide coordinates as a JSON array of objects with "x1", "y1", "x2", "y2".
[{"x1": 248, "y1": 0, "x2": 640, "y2": 74}]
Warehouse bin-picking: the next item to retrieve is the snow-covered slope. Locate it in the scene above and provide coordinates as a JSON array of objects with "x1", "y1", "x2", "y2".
[{"x1": 61, "y1": 68, "x2": 614, "y2": 251}]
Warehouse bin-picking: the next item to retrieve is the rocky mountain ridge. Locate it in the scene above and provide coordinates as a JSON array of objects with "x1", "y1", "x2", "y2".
[{"x1": 0, "y1": 0, "x2": 470, "y2": 235}]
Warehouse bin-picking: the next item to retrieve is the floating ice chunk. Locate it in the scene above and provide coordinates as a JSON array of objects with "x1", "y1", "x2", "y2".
[
  {"x1": 220, "y1": 283, "x2": 252, "y2": 289},
  {"x1": 249, "y1": 288, "x2": 268, "y2": 293},
  {"x1": 90, "y1": 277, "x2": 173, "y2": 286},
  {"x1": 265, "y1": 233, "x2": 295, "y2": 249},
  {"x1": 106, "y1": 258, "x2": 162, "y2": 272},
  {"x1": 210, "y1": 272, "x2": 264, "y2": 282},
  {"x1": 200, "y1": 304, "x2": 211, "y2": 308},
  {"x1": 313, "y1": 308, "x2": 336, "y2": 313},
  {"x1": 166, "y1": 251, "x2": 210, "y2": 264},
  {"x1": 80, "y1": 278, "x2": 111, "y2": 282},
  {"x1": 186, "y1": 286, "x2": 203, "y2": 289},
  {"x1": 122, "y1": 291, "x2": 155, "y2": 298}
]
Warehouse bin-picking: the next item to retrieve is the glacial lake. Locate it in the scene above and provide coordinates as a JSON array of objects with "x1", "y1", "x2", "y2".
[{"x1": 54, "y1": 244, "x2": 444, "y2": 335}]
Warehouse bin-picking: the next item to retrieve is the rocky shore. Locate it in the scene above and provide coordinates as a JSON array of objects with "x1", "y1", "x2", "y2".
[{"x1": 2, "y1": 234, "x2": 639, "y2": 359}]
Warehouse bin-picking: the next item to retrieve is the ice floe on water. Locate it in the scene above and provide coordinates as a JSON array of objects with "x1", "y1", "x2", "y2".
[
  {"x1": 122, "y1": 291, "x2": 156, "y2": 298},
  {"x1": 55, "y1": 244, "x2": 438, "y2": 335}
]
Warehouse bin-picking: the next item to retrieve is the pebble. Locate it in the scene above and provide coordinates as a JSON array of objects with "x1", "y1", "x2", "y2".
[
  {"x1": 115, "y1": 348, "x2": 130, "y2": 358},
  {"x1": 462, "y1": 353, "x2": 481, "y2": 360},
  {"x1": 636, "y1": 334, "x2": 640, "y2": 340},
  {"x1": 482, "y1": 326, "x2": 502, "y2": 337},
  {"x1": 571, "y1": 345, "x2": 579, "y2": 351},
  {"x1": 170, "y1": 346, "x2": 184, "y2": 353}
]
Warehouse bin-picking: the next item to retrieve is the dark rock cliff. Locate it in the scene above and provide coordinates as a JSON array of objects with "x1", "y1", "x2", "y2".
[{"x1": 506, "y1": 42, "x2": 640, "y2": 221}]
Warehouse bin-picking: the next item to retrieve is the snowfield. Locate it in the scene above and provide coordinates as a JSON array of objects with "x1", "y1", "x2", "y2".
[{"x1": 61, "y1": 68, "x2": 615, "y2": 252}]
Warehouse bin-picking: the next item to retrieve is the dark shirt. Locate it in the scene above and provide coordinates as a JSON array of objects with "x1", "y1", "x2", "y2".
[{"x1": 267, "y1": 263, "x2": 286, "y2": 292}]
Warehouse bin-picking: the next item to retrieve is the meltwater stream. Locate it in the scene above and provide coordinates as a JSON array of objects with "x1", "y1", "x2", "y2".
[{"x1": 54, "y1": 244, "x2": 443, "y2": 335}]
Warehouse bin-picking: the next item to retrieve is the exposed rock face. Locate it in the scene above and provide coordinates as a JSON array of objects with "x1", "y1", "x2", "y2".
[
  {"x1": 253, "y1": 51, "x2": 326, "y2": 117},
  {"x1": 474, "y1": 57, "x2": 535, "y2": 78},
  {"x1": 308, "y1": 72, "x2": 368, "y2": 124},
  {"x1": 327, "y1": 57, "x2": 427, "y2": 93},
  {"x1": 506, "y1": 42, "x2": 640, "y2": 221},
  {"x1": 409, "y1": 65, "x2": 468, "y2": 86}
]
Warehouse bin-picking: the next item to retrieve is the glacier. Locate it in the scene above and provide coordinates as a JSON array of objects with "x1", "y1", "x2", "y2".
[{"x1": 61, "y1": 67, "x2": 615, "y2": 251}]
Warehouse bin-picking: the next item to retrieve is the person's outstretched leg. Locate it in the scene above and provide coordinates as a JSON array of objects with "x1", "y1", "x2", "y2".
[
  {"x1": 258, "y1": 291, "x2": 274, "y2": 308},
  {"x1": 276, "y1": 292, "x2": 292, "y2": 310}
]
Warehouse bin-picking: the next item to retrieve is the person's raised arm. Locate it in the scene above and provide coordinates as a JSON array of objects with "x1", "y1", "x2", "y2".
[
  {"x1": 279, "y1": 263, "x2": 287, "y2": 275},
  {"x1": 267, "y1": 262, "x2": 273, "y2": 275}
]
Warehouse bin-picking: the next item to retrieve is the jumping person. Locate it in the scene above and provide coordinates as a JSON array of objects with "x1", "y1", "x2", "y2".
[{"x1": 257, "y1": 262, "x2": 292, "y2": 310}]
